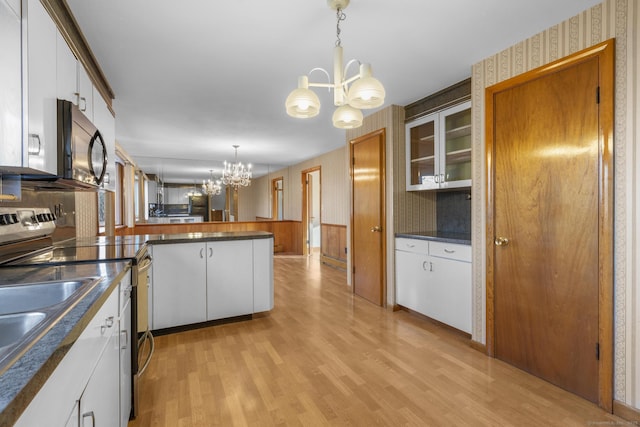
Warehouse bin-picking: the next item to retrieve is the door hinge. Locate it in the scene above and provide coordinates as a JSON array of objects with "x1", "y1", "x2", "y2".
[
  {"x1": 596, "y1": 86, "x2": 600, "y2": 104},
  {"x1": 596, "y1": 342, "x2": 600, "y2": 360},
  {"x1": 352, "y1": 157, "x2": 355, "y2": 166}
]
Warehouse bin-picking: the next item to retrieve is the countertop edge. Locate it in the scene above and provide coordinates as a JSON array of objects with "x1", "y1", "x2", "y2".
[
  {"x1": 395, "y1": 233, "x2": 471, "y2": 246},
  {"x1": 146, "y1": 231, "x2": 274, "y2": 245}
]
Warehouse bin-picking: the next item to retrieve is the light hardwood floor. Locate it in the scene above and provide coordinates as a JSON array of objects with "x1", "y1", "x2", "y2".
[{"x1": 129, "y1": 256, "x2": 624, "y2": 426}]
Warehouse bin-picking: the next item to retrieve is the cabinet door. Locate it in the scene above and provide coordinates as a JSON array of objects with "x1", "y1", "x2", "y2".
[
  {"x1": 206, "y1": 240, "x2": 253, "y2": 320},
  {"x1": 152, "y1": 243, "x2": 207, "y2": 329},
  {"x1": 119, "y1": 298, "x2": 132, "y2": 426},
  {"x1": 426, "y1": 256, "x2": 472, "y2": 333},
  {"x1": 439, "y1": 101, "x2": 472, "y2": 189},
  {"x1": 80, "y1": 328, "x2": 119, "y2": 427},
  {"x1": 405, "y1": 112, "x2": 439, "y2": 190},
  {"x1": 25, "y1": 0, "x2": 57, "y2": 174},
  {"x1": 56, "y1": 31, "x2": 78, "y2": 104},
  {"x1": 77, "y1": 64, "x2": 93, "y2": 120},
  {"x1": 395, "y1": 249, "x2": 429, "y2": 312},
  {"x1": 253, "y1": 238, "x2": 274, "y2": 313},
  {"x1": 0, "y1": 0, "x2": 22, "y2": 167}
]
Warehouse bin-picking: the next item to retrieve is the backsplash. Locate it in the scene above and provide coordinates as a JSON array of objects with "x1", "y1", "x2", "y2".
[{"x1": 436, "y1": 190, "x2": 471, "y2": 234}]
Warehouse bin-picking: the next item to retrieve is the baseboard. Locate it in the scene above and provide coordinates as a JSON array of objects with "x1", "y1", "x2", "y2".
[
  {"x1": 469, "y1": 340, "x2": 487, "y2": 354},
  {"x1": 320, "y1": 254, "x2": 347, "y2": 270},
  {"x1": 613, "y1": 400, "x2": 640, "y2": 423}
]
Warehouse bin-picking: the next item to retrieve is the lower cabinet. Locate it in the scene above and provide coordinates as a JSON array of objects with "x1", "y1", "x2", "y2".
[
  {"x1": 151, "y1": 238, "x2": 274, "y2": 330},
  {"x1": 16, "y1": 273, "x2": 131, "y2": 427},
  {"x1": 207, "y1": 240, "x2": 253, "y2": 321},
  {"x1": 152, "y1": 242, "x2": 207, "y2": 329},
  {"x1": 395, "y1": 238, "x2": 471, "y2": 333}
]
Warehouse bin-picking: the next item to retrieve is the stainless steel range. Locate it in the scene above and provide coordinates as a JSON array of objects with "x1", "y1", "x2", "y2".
[{"x1": 0, "y1": 207, "x2": 153, "y2": 420}]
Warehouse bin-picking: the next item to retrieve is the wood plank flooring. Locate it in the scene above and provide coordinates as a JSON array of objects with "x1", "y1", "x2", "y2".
[{"x1": 129, "y1": 256, "x2": 623, "y2": 426}]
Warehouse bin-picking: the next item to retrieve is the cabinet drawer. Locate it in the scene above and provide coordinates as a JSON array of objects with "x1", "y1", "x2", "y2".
[
  {"x1": 429, "y1": 241, "x2": 471, "y2": 262},
  {"x1": 395, "y1": 238, "x2": 429, "y2": 254}
]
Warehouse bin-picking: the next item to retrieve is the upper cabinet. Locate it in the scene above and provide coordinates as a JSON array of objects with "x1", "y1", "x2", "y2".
[
  {"x1": 406, "y1": 101, "x2": 472, "y2": 191},
  {"x1": 25, "y1": 0, "x2": 57, "y2": 175},
  {"x1": 0, "y1": 0, "x2": 23, "y2": 168}
]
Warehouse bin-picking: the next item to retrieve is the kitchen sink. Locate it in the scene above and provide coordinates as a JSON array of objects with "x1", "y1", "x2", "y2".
[
  {"x1": 0, "y1": 277, "x2": 101, "y2": 374},
  {"x1": 0, "y1": 312, "x2": 46, "y2": 353},
  {"x1": 0, "y1": 278, "x2": 97, "y2": 315}
]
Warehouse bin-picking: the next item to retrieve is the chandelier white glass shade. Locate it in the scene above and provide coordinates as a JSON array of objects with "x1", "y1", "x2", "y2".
[
  {"x1": 221, "y1": 145, "x2": 252, "y2": 189},
  {"x1": 202, "y1": 170, "x2": 222, "y2": 196},
  {"x1": 285, "y1": 0, "x2": 385, "y2": 129}
]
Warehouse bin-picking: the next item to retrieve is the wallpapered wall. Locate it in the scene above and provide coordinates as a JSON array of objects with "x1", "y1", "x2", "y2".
[{"x1": 470, "y1": 0, "x2": 639, "y2": 407}]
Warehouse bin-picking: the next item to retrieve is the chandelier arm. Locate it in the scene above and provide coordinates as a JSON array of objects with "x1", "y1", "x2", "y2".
[{"x1": 342, "y1": 58, "x2": 362, "y2": 83}]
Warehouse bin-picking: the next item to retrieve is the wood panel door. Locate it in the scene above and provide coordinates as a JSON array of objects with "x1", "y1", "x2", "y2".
[
  {"x1": 351, "y1": 129, "x2": 385, "y2": 306},
  {"x1": 486, "y1": 40, "x2": 614, "y2": 408}
]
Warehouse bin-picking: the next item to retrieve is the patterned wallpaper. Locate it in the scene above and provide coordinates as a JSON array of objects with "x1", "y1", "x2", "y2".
[{"x1": 471, "y1": 0, "x2": 638, "y2": 406}]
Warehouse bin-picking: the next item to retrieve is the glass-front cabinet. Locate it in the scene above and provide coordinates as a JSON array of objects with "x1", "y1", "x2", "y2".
[{"x1": 406, "y1": 101, "x2": 471, "y2": 191}]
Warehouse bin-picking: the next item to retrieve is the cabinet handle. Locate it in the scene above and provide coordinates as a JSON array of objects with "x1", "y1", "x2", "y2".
[
  {"x1": 80, "y1": 96, "x2": 87, "y2": 112},
  {"x1": 101, "y1": 316, "x2": 115, "y2": 334},
  {"x1": 444, "y1": 249, "x2": 455, "y2": 254},
  {"x1": 422, "y1": 261, "x2": 428, "y2": 271},
  {"x1": 121, "y1": 330, "x2": 128, "y2": 350},
  {"x1": 28, "y1": 133, "x2": 41, "y2": 155},
  {"x1": 440, "y1": 173, "x2": 445, "y2": 183},
  {"x1": 209, "y1": 247, "x2": 213, "y2": 257},
  {"x1": 429, "y1": 262, "x2": 433, "y2": 272},
  {"x1": 200, "y1": 248, "x2": 204, "y2": 258},
  {"x1": 82, "y1": 411, "x2": 95, "y2": 427},
  {"x1": 406, "y1": 243, "x2": 415, "y2": 248},
  {"x1": 434, "y1": 174, "x2": 439, "y2": 184}
]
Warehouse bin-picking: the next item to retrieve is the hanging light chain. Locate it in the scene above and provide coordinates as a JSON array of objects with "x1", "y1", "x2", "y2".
[{"x1": 335, "y1": 7, "x2": 346, "y2": 47}]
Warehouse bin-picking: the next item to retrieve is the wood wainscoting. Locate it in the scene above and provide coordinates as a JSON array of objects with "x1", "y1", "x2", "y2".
[
  {"x1": 116, "y1": 220, "x2": 303, "y2": 254},
  {"x1": 320, "y1": 223, "x2": 347, "y2": 270}
]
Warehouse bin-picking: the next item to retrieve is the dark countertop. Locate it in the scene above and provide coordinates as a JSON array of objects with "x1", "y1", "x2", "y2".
[
  {"x1": 0, "y1": 262, "x2": 131, "y2": 426},
  {"x1": 145, "y1": 230, "x2": 273, "y2": 245},
  {"x1": 395, "y1": 231, "x2": 471, "y2": 246}
]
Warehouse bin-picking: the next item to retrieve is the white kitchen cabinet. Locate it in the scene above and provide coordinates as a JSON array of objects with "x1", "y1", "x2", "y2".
[
  {"x1": 0, "y1": 0, "x2": 22, "y2": 168},
  {"x1": 56, "y1": 30, "x2": 77, "y2": 105},
  {"x1": 24, "y1": 0, "x2": 57, "y2": 175},
  {"x1": 395, "y1": 237, "x2": 471, "y2": 333},
  {"x1": 15, "y1": 280, "x2": 122, "y2": 427},
  {"x1": 395, "y1": 245, "x2": 429, "y2": 313},
  {"x1": 253, "y1": 238, "x2": 274, "y2": 313},
  {"x1": 56, "y1": 30, "x2": 93, "y2": 120},
  {"x1": 152, "y1": 242, "x2": 207, "y2": 329},
  {"x1": 79, "y1": 314, "x2": 120, "y2": 427},
  {"x1": 119, "y1": 277, "x2": 132, "y2": 426},
  {"x1": 151, "y1": 237, "x2": 274, "y2": 330},
  {"x1": 207, "y1": 240, "x2": 254, "y2": 320},
  {"x1": 406, "y1": 101, "x2": 471, "y2": 191}
]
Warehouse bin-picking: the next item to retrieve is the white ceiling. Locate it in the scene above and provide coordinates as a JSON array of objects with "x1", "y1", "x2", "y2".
[{"x1": 65, "y1": 0, "x2": 601, "y2": 184}]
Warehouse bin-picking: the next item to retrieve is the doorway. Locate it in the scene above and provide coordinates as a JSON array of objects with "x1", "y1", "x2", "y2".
[
  {"x1": 486, "y1": 40, "x2": 614, "y2": 409},
  {"x1": 350, "y1": 129, "x2": 385, "y2": 306},
  {"x1": 272, "y1": 177, "x2": 283, "y2": 220},
  {"x1": 301, "y1": 167, "x2": 321, "y2": 257}
]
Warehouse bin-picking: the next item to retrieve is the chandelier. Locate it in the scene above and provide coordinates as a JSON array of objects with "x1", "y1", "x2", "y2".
[
  {"x1": 285, "y1": 0, "x2": 385, "y2": 129},
  {"x1": 221, "y1": 145, "x2": 252, "y2": 188},
  {"x1": 202, "y1": 170, "x2": 222, "y2": 196}
]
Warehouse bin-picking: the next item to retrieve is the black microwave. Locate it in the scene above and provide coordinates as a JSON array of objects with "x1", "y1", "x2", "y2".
[{"x1": 57, "y1": 99, "x2": 107, "y2": 188}]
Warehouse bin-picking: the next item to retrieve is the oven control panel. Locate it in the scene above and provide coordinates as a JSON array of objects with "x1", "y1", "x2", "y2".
[{"x1": 0, "y1": 207, "x2": 56, "y2": 244}]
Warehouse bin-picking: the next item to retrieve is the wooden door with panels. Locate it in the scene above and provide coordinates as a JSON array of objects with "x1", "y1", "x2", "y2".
[
  {"x1": 486, "y1": 40, "x2": 614, "y2": 410},
  {"x1": 351, "y1": 129, "x2": 386, "y2": 306}
]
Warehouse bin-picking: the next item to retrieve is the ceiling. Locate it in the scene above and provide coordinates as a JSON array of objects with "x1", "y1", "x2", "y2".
[{"x1": 65, "y1": 0, "x2": 601, "y2": 184}]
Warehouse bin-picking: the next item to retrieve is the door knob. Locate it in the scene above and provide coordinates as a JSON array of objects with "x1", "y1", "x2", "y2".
[
  {"x1": 371, "y1": 226, "x2": 382, "y2": 232},
  {"x1": 494, "y1": 237, "x2": 510, "y2": 246}
]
